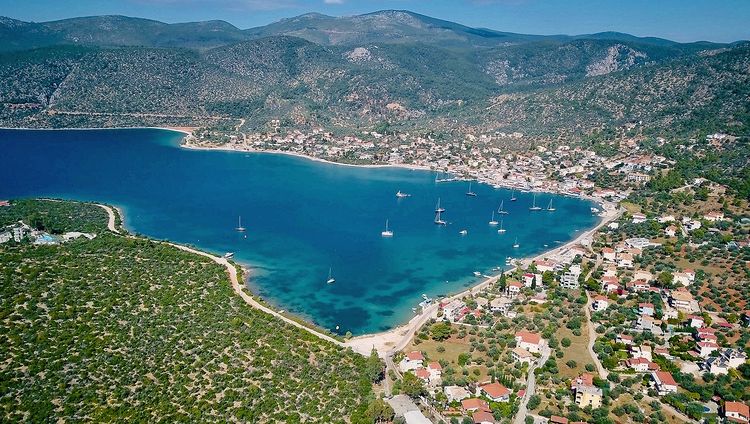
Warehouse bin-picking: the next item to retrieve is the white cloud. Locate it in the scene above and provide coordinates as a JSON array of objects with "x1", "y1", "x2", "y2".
[{"x1": 323, "y1": 0, "x2": 345, "y2": 4}]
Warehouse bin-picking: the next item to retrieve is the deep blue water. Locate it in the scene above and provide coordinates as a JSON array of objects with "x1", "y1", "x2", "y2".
[{"x1": 0, "y1": 128, "x2": 599, "y2": 335}]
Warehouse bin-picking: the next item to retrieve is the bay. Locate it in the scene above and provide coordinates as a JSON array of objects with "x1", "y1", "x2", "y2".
[{"x1": 0, "y1": 128, "x2": 599, "y2": 335}]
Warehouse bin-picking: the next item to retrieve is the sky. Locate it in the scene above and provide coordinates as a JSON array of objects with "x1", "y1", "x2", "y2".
[{"x1": 3, "y1": 0, "x2": 749, "y2": 43}]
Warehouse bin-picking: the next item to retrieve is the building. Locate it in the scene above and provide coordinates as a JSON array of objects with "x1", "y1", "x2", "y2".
[
  {"x1": 399, "y1": 351, "x2": 424, "y2": 372},
  {"x1": 571, "y1": 374, "x2": 602, "y2": 408},
  {"x1": 592, "y1": 295, "x2": 610, "y2": 312},
  {"x1": 515, "y1": 331, "x2": 543, "y2": 353},
  {"x1": 443, "y1": 300, "x2": 467, "y2": 322},
  {"x1": 472, "y1": 410, "x2": 496, "y2": 424},
  {"x1": 723, "y1": 401, "x2": 749, "y2": 423},
  {"x1": 506, "y1": 281, "x2": 523, "y2": 298},
  {"x1": 602, "y1": 247, "x2": 616, "y2": 262},
  {"x1": 617, "y1": 253, "x2": 634, "y2": 268},
  {"x1": 461, "y1": 398, "x2": 491, "y2": 413},
  {"x1": 626, "y1": 357, "x2": 659, "y2": 372},
  {"x1": 704, "y1": 211, "x2": 725, "y2": 222},
  {"x1": 670, "y1": 289, "x2": 696, "y2": 311},
  {"x1": 478, "y1": 382, "x2": 511, "y2": 402},
  {"x1": 630, "y1": 345, "x2": 653, "y2": 361},
  {"x1": 632, "y1": 213, "x2": 647, "y2": 224},
  {"x1": 639, "y1": 303, "x2": 655, "y2": 316},
  {"x1": 511, "y1": 347, "x2": 534, "y2": 365},
  {"x1": 652, "y1": 371, "x2": 678, "y2": 395},
  {"x1": 697, "y1": 341, "x2": 719, "y2": 358},
  {"x1": 444, "y1": 385, "x2": 471, "y2": 403}
]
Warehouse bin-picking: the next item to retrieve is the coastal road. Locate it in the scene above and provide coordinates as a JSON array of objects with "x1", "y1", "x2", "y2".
[
  {"x1": 584, "y1": 291, "x2": 609, "y2": 379},
  {"x1": 513, "y1": 343, "x2": 551, "y2": 424},
  {"x1": 95, "y1": 202, "x2": 346, "y2": 348}
]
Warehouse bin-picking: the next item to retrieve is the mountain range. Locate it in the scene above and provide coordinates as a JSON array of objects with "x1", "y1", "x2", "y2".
[{"x1": 1, "y1": 11, "x2": 748, "y2": 139}]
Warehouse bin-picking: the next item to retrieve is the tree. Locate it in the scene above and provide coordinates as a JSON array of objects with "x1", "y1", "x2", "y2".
[
  {"x1": 401, "y1": 373, "x2": 426, "y2": 398},
  {"x1": 366, "y1": 398, "x2": 394, "y2": 423},
  {"x1": 365, "y1": 348, "x2": 384, "y2": 383}
]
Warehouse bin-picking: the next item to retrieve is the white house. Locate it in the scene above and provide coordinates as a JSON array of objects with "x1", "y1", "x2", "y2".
[
  {"x1": 592, "y1": 296, "x2": 610, "y2": 312},
  {"x1": 515, "y1": 331, "x2": 543, "y2": 353},
  {"x1": 652, "y1": 371, "x2": 678, "y2": 395},
  {"x1": 399, "y1": 351, "x2": 424, "y2": 372},
  {"x1": 511, "y1": 347, "x2": 534, "y2": 365},
  {"x1": 444, "y1": 385, "x2": 471, "y2": 403}
]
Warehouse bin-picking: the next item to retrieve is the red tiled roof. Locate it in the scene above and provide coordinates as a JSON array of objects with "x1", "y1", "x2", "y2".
[
  {"x1": 515, "y1": 331, "x2": 541, "y2": 345},
  {"x1": 481, "y1": 382, "x2": 511, "y2": 399},
  {"x1": 406, "y1": 351, "x2": 424, "y2": 361},
  {"x1": 462, "y1": 398, "x2": 490, "y2": 412},
  {"x1": 473, "y1": 411, "x2": 496, "y2": 424},
  {"x1": 415, "y1": 368, "x2": 430, "y2": 379},
  {"x1": 428, "y1": 361, "x2": 442, "y2": 371},
  {"x1": 551, "y1": 416, "x2": 569, "y2": 424},
  {"x1": 654, "y1": 371, "x2": 677, "y2": 387},
  {"x1": 725, "y1": 401, "x2": 749, "y2": 417}
]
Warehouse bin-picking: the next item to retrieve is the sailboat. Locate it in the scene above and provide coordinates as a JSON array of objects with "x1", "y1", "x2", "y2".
[
  {"x1": 510, "y1": 189, "x2": 517, "y2": 201},
  {"x1": 435, "y1": 198, "x2": 445, "y2": 213},
  {"x1": 497, "y1": 219, "x2": 506, "y2": 233},
  {"x1": 489, "y1": 211, "x2": 499, "y2": 226},
  {"x1": 512, "y1": 237, "x2": 520, "y2": 248},
  {"x1": 326, "y1": 267, "x2": 335, "y2": 284},
  {"x1": 381, "y1": 219, "x2": 394, "y2": 237},
  {"x1": 466, "y1": 182, "x2": 477, "y2": 197},
  {"x1": 546, "y1": 199, "x2": 556, "y2": 211},
  {"x1": 529, "y1": 193, "x2": 542, "y2": 211},
  {"x1": 498, "y1": 200, "x2": 509, "y2": 215},
  {"x1": 235, "y1": 216, "x2": 246, "y2": 232},
  {"x1": 434, "y1": 209, "x2": 447, "y2": 225}
]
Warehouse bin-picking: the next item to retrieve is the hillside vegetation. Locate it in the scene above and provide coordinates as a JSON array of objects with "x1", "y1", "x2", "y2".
[
  {"x1": 0, "y1": 11, "x2": 748, "y2": 139},
  {"x1": 0, "y1": 200, "x2": 378, "y2": 422}
]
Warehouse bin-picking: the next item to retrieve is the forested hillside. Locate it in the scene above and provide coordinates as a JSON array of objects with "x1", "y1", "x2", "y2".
[
  {"x1": 0, "y1": 200, "x2": 380, "y2": 422},
  {"x1": 0, "y1": 11, "x2": 748, "y2": 139}
]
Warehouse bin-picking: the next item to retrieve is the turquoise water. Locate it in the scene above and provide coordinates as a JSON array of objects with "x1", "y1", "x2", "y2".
[{"x1": 0, "y1": 128, "x2": 599, "y2": 335}]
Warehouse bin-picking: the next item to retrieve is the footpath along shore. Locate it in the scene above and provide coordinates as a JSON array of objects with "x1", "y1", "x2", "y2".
[{"x1": 92, "y1": 202, "x2": 345, "y2": 348}]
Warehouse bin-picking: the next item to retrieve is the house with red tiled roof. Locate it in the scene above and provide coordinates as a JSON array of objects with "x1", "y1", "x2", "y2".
[
  {"x1": 550, "y1": 415, "x2": 569, "y2": 424},
  {"x1": 506, "y1": 280, "x2": 523, "y2": 298},
  {"x1": 461, "y1": 398, "x2": 491, "y2": 413},
  {"x1": 472, "y1": 410, "x2": 496, "y2": 424},
  {"x1": 478, "y1": 382, "x2": 511, "y2": 402},
  {"x1": 652, "y1": 371, "x2": 678, "y2": 395},
  {"x1": 625, "y1": 357, "x2": 659, "y2": 372},
  {"x1": 399, "y1": 351, "x2": 424, "y2": 372},
  {"x1": 724, "y1": 401, "x2": 749, "y2": 423},
  {"x1": 414, "y1": 367, "x2": 430, "y2": 383},
  {"x1": 515, "y1": 331, "x2": 543, "y2": 353}
]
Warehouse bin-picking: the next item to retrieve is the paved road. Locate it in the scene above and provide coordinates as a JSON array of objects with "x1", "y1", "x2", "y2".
[
  {"x1": 514, "y1": 343, "x2": 551, "y2": 424},
  {"x1": 584, "y1": 291, "x2": 609, "y2": 379}
]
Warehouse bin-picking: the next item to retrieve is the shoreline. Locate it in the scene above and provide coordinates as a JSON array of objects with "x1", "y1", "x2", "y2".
[
  {"x1": 344, "y1": 202, "x2": 621, "y2": 357},
  {"x1": 8, "y1": 126, "x2": 614, "y2": 353}
]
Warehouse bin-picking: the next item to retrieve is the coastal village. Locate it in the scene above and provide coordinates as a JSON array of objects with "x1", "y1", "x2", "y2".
[{"x1": 224, "y1": 127, "x2": 750, "y2": 424}]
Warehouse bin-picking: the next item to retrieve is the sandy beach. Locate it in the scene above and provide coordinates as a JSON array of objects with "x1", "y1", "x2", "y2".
[{"x1": 344, "y1": 202, "x2": 622, "y2": 357}]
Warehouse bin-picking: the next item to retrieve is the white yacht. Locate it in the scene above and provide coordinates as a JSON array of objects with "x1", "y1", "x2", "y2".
[
  {"x1": 381, "y1": 219, "x2": 394, "y2": 237},
  {"x1": 235, "y1": 216, "x2": 246, "y2": 232},
  {"x1": 459, "y1": 229, "x2": 468, "y2": 235},
  {"x1": 546, "y1": 199, "x2": 556, "y2": 211},
  {"x1": 465, "y1": 182, "x2": 477, "y2": 197},
  {"x1": 223, "y1": 252, "x2": 234, "y2": 259},
  {"x1": 498, "y1": 200, "x2": 509, "y2": 215},
  {"x1": 435, "y1": 198, "x2": 445, "y2": 213},
  {"x1": 510, "y1": 189, "x2": 517, "y2": 201},
  {"x1": 497, "y1": 219, "x2": 506, "y2": 233},
  {"x1": 489, "y1": 210, "x2": 499, "y2": 226},
  {"x1": 529, "y1": 193, "x2": 542, "y2": 211},
  {"x1": 326, "y1": 267, "x2": 335, "y2": 284},
  {"x1": 512, "y1": 237, "x2": 520, "y2": 248}
]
